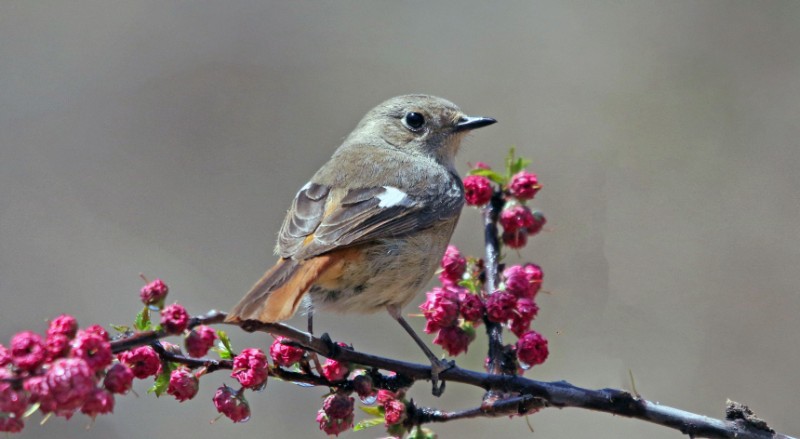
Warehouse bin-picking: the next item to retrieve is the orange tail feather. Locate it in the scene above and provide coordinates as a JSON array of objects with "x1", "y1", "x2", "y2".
[{"x1": 226, "y1": 256, "x2": 335, "y2": 323}]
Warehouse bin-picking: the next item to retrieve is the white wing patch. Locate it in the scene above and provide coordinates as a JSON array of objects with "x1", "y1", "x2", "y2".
[{"x1": 377, "y1": 186, "x2": 412, "y2": 208}]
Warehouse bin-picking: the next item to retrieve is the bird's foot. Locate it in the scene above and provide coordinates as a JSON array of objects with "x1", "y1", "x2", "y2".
[{"x1": 430, "y1": 358, "x2": 455, "y2": 397}]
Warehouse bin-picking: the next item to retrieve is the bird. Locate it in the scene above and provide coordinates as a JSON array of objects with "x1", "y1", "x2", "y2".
[{"x1": 226, "y1": 94, "x2": 496, "y2": 395}]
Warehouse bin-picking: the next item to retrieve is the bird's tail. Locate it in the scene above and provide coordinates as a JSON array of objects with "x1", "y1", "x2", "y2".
[{"x1": 226, "y1": 256, "x2": 335, "y2": 323}]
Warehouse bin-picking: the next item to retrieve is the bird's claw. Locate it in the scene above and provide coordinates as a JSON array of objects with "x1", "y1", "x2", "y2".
[{"x1": 430, "y1": 358, "x2": 455, "y2": 397}]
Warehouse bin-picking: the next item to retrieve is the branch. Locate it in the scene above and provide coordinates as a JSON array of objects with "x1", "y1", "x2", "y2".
[{"x1": 108, "y1": 310, "x2": 794, "y2": 439}]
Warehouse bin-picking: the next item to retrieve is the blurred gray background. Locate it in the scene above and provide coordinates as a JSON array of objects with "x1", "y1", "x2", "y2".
[{"x1": 1, "y1": 1, "x2": 799, "y2": 438}]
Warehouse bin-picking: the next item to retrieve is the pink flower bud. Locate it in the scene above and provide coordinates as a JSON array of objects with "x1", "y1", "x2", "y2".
[
  {"x1": 185, "y1": 325, "x2": 217, "y2": 358},
  {"x1": 0, "y1": 344, "x2": 11, "y2": 367},
  {"x1": 317, "y1": 393, "x2": 354, "y2": 436},
  {"x1": 516, "y1": 330, "x2": 549, "y2": 367},
  {"x1": 351, "y1": 372, "x2": 375, "y2": 401},
  {"x1": 439, "y1": 245, "x2": 466, "y2": 285},
  {"x1": 510, "y1": 298, "x2": 539, "y2": 337},
  {"x1": 71, "y1": 330, "x2": 112, "y2": 372},
  {"x1": 508, "y1": 170, "x2": 540, "y2": 200},
  {"x1": 419, "y1": 287, "x2": 460, "y2": 333},
  {"x1": 463, "y1": 175, "x2": 493, "y2": 206},
  {"x1": 167, "y1": 367, "x2": 199, "y2": 402},
  {"x1": 47, "y1": 314, "x2": 78, "y2": 339},
  {"x1": 103, "y1": 363, "x2": 134, "y2": 394},
  {"x1": 140, "y1": 278, "x2": 169, "y2": 305},
  {"x1": 119, "y1": 346, "x2": 161, "y2": 379},
  {"x1": 503, "y1": 264, "x2": 542, "y2": 299},
  {"x1": 84, "y1": 324, "x2": 110, "y2": 341},
  {"x1": 433, "y1": 325, "x2": 474, "y2": 356},
  {"x1": 322, "y1": 358, "x2": 349, "y2": 382},
  {"x1": 384, "y1": 399, "x2": 407, "y2": 426},
  {"x1": 160, "y1": 303, "x2": 190, "y2": 334},
  {"x1": 45, "y1": 333, "x2": 70, "y2": 361},
  {"x1": 502, "y1": 229, "x2": 528, "y2": 249},
  {"x1": 40, "y1": 358, "x2": 95, "y2": 418},
  {"x1": 269, "y1": 336, "x2": 305, "y2": 367},
  {"x1": 213, "y1": 385, "x2": 250, "y2": 423},
  {"x1": 375, "y1": 389, "x2": 397, "y2": 406},
  {"x1": 231, "y1": 348, "x2": 268, "y2": 389},
  {"x1": 485, "y1": 291, "x2": 517, "y2": 323},
  {"x1": 80, "y1": 388, "x2": 114, "y2": 419},
  {"x1": 474, "y1": 161, "x2": 491, "y2": 170},
  {"x1": 499, "y1": 205, "x2": 535, "y2": 233},
  {"x1": 458, "y1": 292, "x2": 485, "y2": 323},
  {"x1": 10, "y1": 331, "x2": 46, "y2": 371},
  {"x1": 527, "y1": 210, "x2": 546, "y2": 236}
]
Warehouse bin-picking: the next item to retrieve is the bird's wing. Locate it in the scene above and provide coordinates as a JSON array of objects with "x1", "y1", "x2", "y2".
[{"x1": 277, "y1": 180, "x2": 464, "y2": 260}]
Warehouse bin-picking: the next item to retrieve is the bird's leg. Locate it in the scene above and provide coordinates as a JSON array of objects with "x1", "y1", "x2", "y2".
[
  {"x1": 386, "y1": 305, "x2": 453, "y2": 397},
  {"x1": 306, "y1": 306, "x2": 324, "y2": 376}
]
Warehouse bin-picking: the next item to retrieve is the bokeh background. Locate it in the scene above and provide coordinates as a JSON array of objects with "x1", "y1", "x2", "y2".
[{"x1": 1, "y1": 1, "x2": 799, "y2": 438}]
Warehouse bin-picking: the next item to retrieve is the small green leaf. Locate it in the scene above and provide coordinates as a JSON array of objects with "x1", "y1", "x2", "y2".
[
  {"x1": 358, "y1": 405, "x2": 384, "y2": 417},
  {"x1": 216, "y1": 330, "x2": 235, "y2": 359},
  {"x1": 134, "y1": 307, "x2": 151, "y2": 331},
  {"x1": 23, "y1": 402, "x2": 41, "y2": 418},
  {"x1": 148, "y1": 362, "x2": 175, "y2": 397},
  {"x1": 510, "y1": 157, "x2": 532, "y2": 176},
  {"x1": 458, "y1": 278, "x2": 479, "y2": 294},
  {"x1": 110, "y1": 324, "x2": 130, "y2": 333},
  {"x1": 468, "y1": 168, "x2": 506, "y2": 185},
  {"x1": 353, "y1": 417, "x2": 384, "y2": 431}
]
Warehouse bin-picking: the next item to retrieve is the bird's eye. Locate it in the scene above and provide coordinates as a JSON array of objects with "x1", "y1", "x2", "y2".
[{"x1": 403, "y1": 112, "x2": 426, "y2": 131}]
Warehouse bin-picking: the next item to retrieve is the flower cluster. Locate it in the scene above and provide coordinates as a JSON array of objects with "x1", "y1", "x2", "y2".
[
  {"x1": 0, "y1": 314, "x2": 123, "y2": 432},
  {"x1": 316, "y1": 392, "x2": 354, "y2": 436}
]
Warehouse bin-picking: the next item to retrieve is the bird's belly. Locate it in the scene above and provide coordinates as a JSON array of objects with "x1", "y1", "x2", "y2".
[{"x1": 308, "y1": 224, "x2": 454, "y2": 314}]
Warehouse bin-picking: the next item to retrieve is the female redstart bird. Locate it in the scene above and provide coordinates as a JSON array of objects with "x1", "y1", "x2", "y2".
[{"x1": 226, "y1": 95, "x2": 495, "y2": 394}]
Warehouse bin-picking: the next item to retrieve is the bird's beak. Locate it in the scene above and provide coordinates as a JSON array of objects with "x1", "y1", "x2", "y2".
[{"x1": 454, "y1": 115, "x2": 497, "y2": 132}]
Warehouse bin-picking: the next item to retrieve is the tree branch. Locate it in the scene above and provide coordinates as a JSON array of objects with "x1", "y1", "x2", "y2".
[{"x1": 107, "y1": 310, "x2": 794, "y2": 439}]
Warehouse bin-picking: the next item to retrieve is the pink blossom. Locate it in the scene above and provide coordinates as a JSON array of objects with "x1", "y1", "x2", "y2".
[
  {"x1": 185, "y1": 325, "x2": 217, "y2": 358},
  {"x1": 463, "y1": 175, "x2": 493, "y2": 206},
  {"x1": 485, "y1": 291, "x2": 517, "y2": 323},
  {"x1": 510, "y1": 298, "x2": 539, "y2": 337},
  {"x1": 167, "y1": 368, "x2": 199, "y2": 402},
  {"x1": 213, "y1": 385, "x2": 250, "y2": 423},
  {"x1": 47, "y1": 314, "x2": 78, "y2": 339},
  {"x1": 474, "y1": 161, "x2": 491, "y2": 170},
  {"x1": 39, "y1": 358, "x2": 96, "y2": 418},
  {"x1": 81, "y1": 388, "x2": 114, "y2": 418},
  {"x1": 384, "y1": 399, "x2": 407, "y2": 426},
  {"x1": 103, "y1": 363, "x2": 134, "y2": 394},
  {"x1": 439, "y1": 245, "x2": 466, "y2": 285},
  {"x1": 458, "y1": 292, "x2": 485, "y2": 323},
  {"x1": 71, "y1": 330, "x2": 112, "y2": 372},
  {"x1": 502, "y1": 229, "x2": 528, "y2": 249},
  {"x1": 499, "y1": 205, "x2": 535, "y2": 233},
  {"x1": 527, "y1": 210, "x2": 547, "y2": 236},
  {"x1": 45, "y1": 333, "x2": 70, "y2": 361},
  {"x1": 119, "y1": 346, "x2": 161, "y2": 379},
  {"x1": 508, "y1": 170, "x2": 540, "y2": 200},
  {"x1": 375, "y1": 389, "x2": 397, "y2": 406},
  {"x1": 0, "y1": 417, "x2": 23, "y2": 433},
  {"x1": 269, "y1": 336, "x2": 305, "y2": 367},
  {"x1": 516, "y1": 330, "x2": 549, "y2": 367},
  {"x1": 419, "y1": 287, "x2": 460, "y2": 333},
  {"x1": 317, "y1": 393, "x2": 354, "y2": 436},
  {"x1": 160, "y1": 303, "x2": 189, "y2": 334},
  {"x1": 231, "y1": 348, "x2": 268, "y2": 389},
  {"x1": 322, "y1": 358, "x2": 349, "y2": 382},
  {"x1": 433, "y1": 325, "x2": 474, "y2": 356},
  {"x1": 140, "y1": 278, "x2": 169, "y2": 305},
  {"x1": 0, "y1": 370, "x2": 28, "y2": 417},
  {"x1": 10, "y1": 331, "x2": 46, "y2": 371},
  {"x1": 351, "y1": 372, "x2": 375, "y2": 401},
  {"x1": 504, "y1": 264, "x2": 541, "y2": 299}
]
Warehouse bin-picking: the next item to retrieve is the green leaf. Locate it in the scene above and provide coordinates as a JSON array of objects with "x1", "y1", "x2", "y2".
[
  {"x1": 458, "y1": 278, "x2": 479, "y2": 294},
  {"x1": 134, "y1": 307, "x2": 151, "y2": 331},
  {"x1": 510, "y1": 157, "x2": 532, "y2": 176},
  {"x1": 353, "y1": 417, "x2": 384, "y2": 431},
  {"x1": 468, "y1": 168, "x2": 506, "y2": 185},
  {"x1": 23, "y1": 402, "x2": 41, "y2": 418},
  {"x1": 358, "y1": 405, "x2": 384, "y2": 417},
  {"x1": 505, "y1": 146, "x2": 517, "y2": 179},
  {"x1": 110, "y1": 324, "x2": 130, "y2": 333},
  {"x1": 148, "y1": 362, "x2": 175, "y2": 397},
  {"x1": 216, "y1": 330, "x2": 235, "y2": 359}
]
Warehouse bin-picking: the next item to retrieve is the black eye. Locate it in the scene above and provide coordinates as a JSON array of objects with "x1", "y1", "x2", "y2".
[{"x1": 403, "y1": 112, "x2": 425, "y2": 130}]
